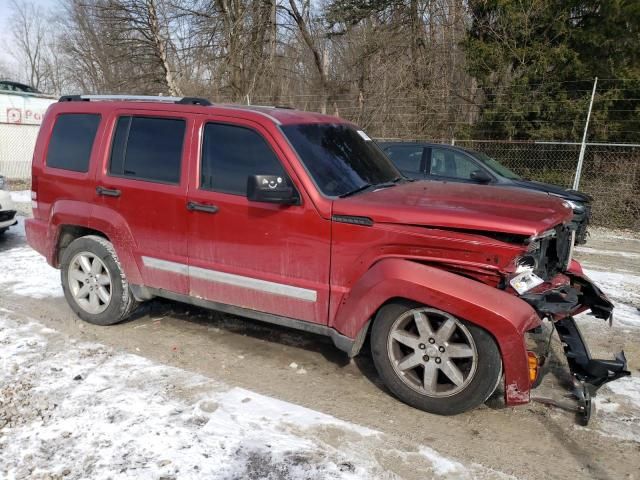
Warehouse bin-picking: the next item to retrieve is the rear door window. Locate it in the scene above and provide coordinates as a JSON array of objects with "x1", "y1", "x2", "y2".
[
  {"x1": 200, "y1": 123, "x2": 285, "y2": 195},
  {"x1": 109, "y1": 116, "x2": 185, "y2": 184},
  {"x1": 46, "y1": 114, "x2": 101, "y2": 172}
]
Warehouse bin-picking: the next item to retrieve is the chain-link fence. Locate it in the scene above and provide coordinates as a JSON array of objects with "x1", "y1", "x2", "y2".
[{"x1": 0, "y1": 123, "x2": 38, "y2": 180}]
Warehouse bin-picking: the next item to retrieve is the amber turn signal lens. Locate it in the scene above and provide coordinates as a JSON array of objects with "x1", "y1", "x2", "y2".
[{"x1": 527, "y1": 351, "x2": 539, "y2": 384}]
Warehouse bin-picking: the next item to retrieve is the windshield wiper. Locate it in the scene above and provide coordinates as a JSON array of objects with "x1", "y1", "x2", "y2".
[
  {"x1": 339, "y1": 183, "x2": 373, "y2": 198},
  {"x1": 339, "y1": 179, "x2": 400, "y2": 198}
]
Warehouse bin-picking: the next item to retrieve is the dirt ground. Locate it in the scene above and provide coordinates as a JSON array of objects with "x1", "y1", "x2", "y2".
[{"x1": 1, "y1": 209, "x2": 639, "y2": 479}]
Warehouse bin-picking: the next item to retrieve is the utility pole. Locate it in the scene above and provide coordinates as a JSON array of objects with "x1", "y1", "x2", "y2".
[{"x1": 573, "y1": 77, "x2": 598, "y2": 190}]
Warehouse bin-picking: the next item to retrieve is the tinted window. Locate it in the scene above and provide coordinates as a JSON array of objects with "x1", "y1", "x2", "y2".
[
  {"x1": 430, "y1": 148, "x2": 481, "y2": 180},
  {"x1": 282, "y1": 124, "x2": 400, "y2": 197},
  {"x1": 384, "y1": 145, "x2": 424, "y2": 174},
  {"x1": 201, "y1": 123, "x2": 285, "y2": 195},
  {"x1": 46, "y1": 114, "x2": 101, "y2": 172},
  {"x1": 109, "y1": 116, "x2": 185, "y2": 184}
]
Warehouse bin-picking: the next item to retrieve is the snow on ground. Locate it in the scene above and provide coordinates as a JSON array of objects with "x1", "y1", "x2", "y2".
[
  {"x1": 0, "y1": 311, "x2": 493, "y2": 480},
  {"x1": 0, "y1": 218, "x2": 61, "y2": 299},
  {"x1": 591, "y1": 376, "x2": 640, "y2": 443},
  {"x1": 581, "y1": 268, "x2": 640, "y2": 329},
  {"x1": 9, "y1": 190, "x2": 31, "y2": 204}
]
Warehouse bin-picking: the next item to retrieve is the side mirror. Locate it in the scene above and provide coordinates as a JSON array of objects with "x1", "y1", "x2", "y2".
[
  {"x1": 470, "y1": 170, "x2": 492, "y2": 184},
  {"x1": 247, "y1": 175, "x2": 300, "y2": 205}
]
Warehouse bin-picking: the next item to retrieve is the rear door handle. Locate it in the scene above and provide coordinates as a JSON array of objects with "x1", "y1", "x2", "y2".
[
  {"x1": 187, "y1": 201, "x2": 219, "y2": 214},
  {"x1": 96, "y1": 186, "x2": 121, "y2": 197}
]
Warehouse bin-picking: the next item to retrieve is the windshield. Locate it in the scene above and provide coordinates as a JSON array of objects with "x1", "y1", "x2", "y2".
[
  {"x1": 281, "y1": 123, "x2": 401, "y2": 197},
  {"x1": 474, "y1": 151, "x2": 521, "y2": 180}
]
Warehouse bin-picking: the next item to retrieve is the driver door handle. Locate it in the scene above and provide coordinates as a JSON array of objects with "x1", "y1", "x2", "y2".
[
  {"x1": 187, "y1": 201, "x2": 219, "y2": 214},
  {"x1": 96, "y1": 186, "x2": 121, "y2": 197}
]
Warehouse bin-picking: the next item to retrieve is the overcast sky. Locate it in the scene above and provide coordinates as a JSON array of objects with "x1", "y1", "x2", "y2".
[{"x1": 0, "y1": 0, "x2": 58, "y2": 79}]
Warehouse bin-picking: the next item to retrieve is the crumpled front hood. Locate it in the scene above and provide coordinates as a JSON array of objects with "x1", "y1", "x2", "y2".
[{"x1": 333, "y1": 181, "x2": 573, "y2": 237}]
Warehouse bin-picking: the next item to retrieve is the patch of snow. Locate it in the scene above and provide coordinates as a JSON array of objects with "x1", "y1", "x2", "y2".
[
  {"x1": 419, "y1": 446, "x2": 467, "y2": 476},
  {"x1": 610, "y1": 303, "x2": 640, "y2": 328},
  {"x1": 9, "y1": 190, "x2": 31, "y2": 203},
  {"x1": 592, "y1": 398, "x2": 619, "y2": 413},
  {"x1": 592, "y1": 377, "x2": 640, "y2": 443},
  {"x1": 0, "y1": 218, "x2": 61, "y2": 298},
  {"x1": 583, "y1": 269, "x2": 640, "y2": 299},
  {"x1": 581, "y1": 268, "x2": 640, "y2": 328},
  {"x1": 606, "y1": 376, "x2": 640, "y2": 409},
  {"x1": 0, "y1": 314, "x2": 495, "y2": 479},
  {"x1": 0, "y1": 246, "x2": 61, "y2": 299}
]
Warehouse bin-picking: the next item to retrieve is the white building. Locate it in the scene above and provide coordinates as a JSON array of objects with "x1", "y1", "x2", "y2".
[{"x1": 0, "y1": 81, "x2": 57, "y2": 180}]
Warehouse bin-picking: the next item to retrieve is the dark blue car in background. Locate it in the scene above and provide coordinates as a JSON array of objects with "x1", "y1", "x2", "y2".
[{"x1": 379, "y1": 141, "x2": 591, "y2": 244}]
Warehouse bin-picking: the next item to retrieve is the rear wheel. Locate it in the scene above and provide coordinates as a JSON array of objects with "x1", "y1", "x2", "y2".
[
  {"x1": 61, "y1": 235, "x2": 138, "y2": 326},
  {"x1": 371, "y1": 302, "x2": 502, "y2": 415}
]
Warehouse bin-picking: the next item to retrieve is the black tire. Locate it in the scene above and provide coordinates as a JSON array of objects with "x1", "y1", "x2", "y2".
[
  {"x1": 60, "y1": 235, "x2": 138, "y2": 326},
  {"x1": 371, "y1": 301, "x2": 502, "y2": 416}
]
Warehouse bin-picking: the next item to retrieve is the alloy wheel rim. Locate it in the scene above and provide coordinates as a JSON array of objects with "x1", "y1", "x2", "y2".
[
  {"x1": 387, "y1": 307, "x2": 478, "y2": 397},
  {"x1": 68, "y1": 252, "x2": 112, "y2": 315}
]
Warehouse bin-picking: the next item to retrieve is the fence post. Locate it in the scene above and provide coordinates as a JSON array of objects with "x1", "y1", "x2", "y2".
[{"x1": 572, "y1": 77, "x2": 598, "y2": 190}]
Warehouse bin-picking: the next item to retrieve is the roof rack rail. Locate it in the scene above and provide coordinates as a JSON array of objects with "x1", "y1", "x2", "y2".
[
  {"x1": 58, "y1": 94, "x2": 212, "y2": 106},
  {"x1": 247, "y1": 104, "x2": 294, "y2": 110}
]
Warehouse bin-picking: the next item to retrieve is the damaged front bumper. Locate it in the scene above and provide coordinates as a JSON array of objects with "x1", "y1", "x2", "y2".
[{"x1": 520, "y1": 271, "x2": 631, "y2": 424}]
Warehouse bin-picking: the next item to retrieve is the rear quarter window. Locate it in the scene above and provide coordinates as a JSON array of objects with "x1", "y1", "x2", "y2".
[{"x1": 46, "y1": 114, "x2": 101, "y2": 172}]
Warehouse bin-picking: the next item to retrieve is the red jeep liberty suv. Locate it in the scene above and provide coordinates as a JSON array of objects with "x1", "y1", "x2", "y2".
[{"x1": 26, "y1": 95, "x2": 629, "y2": 423}]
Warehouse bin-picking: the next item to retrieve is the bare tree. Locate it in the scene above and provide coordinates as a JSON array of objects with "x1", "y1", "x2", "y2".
[
  {"x1": 283, "y1": 0, "x2": 329, "y2": 113},
  {"x1": 92, "y1": 0, "x2": 183, "y2": 95},
  {"x1": 9, "y1": 0, "x2": 47, "y2": 89},
  {"x1": 5, "y1": 0, "x2": 478, "y2": 139}
]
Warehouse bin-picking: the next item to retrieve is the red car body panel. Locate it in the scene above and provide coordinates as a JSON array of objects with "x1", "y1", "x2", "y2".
[
  {"x1": 335, "y1": 181, "x2": 572, "y2": 237},
  {"x1": 27, "y1": 99, "x2": 588, "y2": 408},
  {"x1": 331, "y1": 258, "x2": 540, "y2": 403}
]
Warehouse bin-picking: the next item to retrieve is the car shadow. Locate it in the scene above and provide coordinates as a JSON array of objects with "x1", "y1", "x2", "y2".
[{"x1": 130, "y1": 297, "x2": 353, "y2": 368}]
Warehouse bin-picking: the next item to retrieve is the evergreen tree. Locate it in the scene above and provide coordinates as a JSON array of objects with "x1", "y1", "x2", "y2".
[{"x1": 465, "y1": 0, "x2": 640, "y2": 141}]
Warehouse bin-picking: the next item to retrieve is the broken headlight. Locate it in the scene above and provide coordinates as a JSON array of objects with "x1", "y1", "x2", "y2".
[{"x1": 510, "y1": 259, "x2": 544, "y2": 295}]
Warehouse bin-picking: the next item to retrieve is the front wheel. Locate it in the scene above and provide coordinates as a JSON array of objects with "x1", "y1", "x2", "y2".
[{"x1": 371, "y1": 302, "x2": 502, "y2": 415}]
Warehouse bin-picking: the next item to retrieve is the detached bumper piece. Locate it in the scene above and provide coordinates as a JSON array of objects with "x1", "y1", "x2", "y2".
[{"x1": 555, "y1": 316, "x2": 630, "y2": 425}]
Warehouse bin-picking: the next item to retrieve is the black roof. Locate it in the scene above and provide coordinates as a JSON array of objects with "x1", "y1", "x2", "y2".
[
  {"x1": 377, "y1": 140, "x2": 480, "y2": 155},
  {"x1": 0, "y1": 80, "x2": 42, "y2": 94}
]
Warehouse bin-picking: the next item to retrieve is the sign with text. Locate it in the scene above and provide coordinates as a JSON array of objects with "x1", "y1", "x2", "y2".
[{"x1": 0, "y1": 92, "x2": 56, "y2": 125}]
